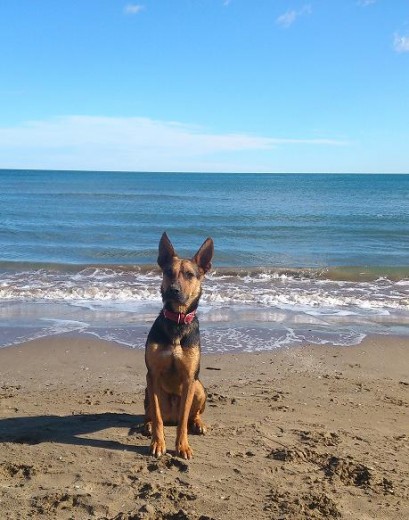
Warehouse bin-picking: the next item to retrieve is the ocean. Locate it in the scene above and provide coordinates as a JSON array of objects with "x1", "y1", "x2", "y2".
[{"x1": 1, "y1": 170, "x2": 408, "y2": 351}]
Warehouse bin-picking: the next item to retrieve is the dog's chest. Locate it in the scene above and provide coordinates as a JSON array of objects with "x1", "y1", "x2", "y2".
[
  {"x1": 148, "y1": 338, "x2": 185, "y2": 372},
  {"x1": 161, "y1": 339, "x2": 183, "y2": 362}
]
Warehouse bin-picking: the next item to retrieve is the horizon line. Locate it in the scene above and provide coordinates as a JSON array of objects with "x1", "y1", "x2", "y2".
[{"x1": 1, "y1": 168, "x2": 409, "y2": 175}]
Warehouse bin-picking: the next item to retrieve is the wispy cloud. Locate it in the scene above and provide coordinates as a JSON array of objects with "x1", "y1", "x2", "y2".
[
  {"x1": 0, "y1": 116, "x2": 348, "y2": 172},
  {"x1": 276, "y1": 5, "x2": 312, "y2": 29},
  {"x1": 357, "y1": 0, "x2": 376, "y2": 6},
  {"x1": 358, "y1": 0, "x2": 376, "y2": 7},
  {"x1": 124, "y1": 4, "x2": 145, "y2": 15},
  {"x1": 393, "y1": 33, "x2": 409, "y2": 53}
]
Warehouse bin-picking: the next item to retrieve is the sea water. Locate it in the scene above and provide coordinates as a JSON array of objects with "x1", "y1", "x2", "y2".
[{"x1": 1, "y1": 170, "x2": 408, "y2": 351}]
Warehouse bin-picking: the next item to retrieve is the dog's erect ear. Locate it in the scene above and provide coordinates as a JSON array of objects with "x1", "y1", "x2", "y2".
[
  {"x1": 158, "y1": 232, "x2": 176, "y2": 269},
  {"x1": 192, "y1": 237, "x2": 214, "y2": 274}
]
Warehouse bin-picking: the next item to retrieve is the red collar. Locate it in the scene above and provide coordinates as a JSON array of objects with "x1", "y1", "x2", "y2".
[{"x1": 163, "y1": 308, "x2": 197, "y2": 325}]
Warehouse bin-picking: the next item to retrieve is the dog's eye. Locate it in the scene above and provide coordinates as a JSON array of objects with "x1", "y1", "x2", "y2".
[{"x1": 184, "y1": 271, "x2": 195, "y2": 280}]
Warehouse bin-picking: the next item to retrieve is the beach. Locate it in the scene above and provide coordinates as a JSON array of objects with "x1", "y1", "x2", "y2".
[
  {"x1": 1, "y1": 171, "x2": 408, "y2": 518},
  {"x1": 2, "y1": 0, "x2": 409, "y2": 514},
  {"x1": 1, "y1": 334, "x2": 408, "y2": 519}
]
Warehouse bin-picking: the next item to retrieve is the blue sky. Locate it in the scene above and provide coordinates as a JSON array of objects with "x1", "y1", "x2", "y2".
[{"x1": 1, "y1": 0, "x2": 408, "y2": 173}]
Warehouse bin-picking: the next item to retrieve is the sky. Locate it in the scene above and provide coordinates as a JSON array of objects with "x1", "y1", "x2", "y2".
[{"x1": 1, "y1": 0, "x2": 409, "y2": 173}]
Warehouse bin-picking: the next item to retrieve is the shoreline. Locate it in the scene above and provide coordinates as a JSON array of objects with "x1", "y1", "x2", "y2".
[
  {"x1": 1, "y1": 333, "x2": 408, "y2": 519},
  {"x1": 2, "y1": 258, "x2": 408, "y2": 352}
]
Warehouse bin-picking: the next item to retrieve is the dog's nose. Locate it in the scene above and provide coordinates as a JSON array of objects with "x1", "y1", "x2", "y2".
[{"x1": 170, "y1": 283, "x2": 181, "y2": 294}]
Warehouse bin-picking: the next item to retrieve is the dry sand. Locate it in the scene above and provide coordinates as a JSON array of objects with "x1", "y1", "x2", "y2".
[{"x1": 0, "y1": 334, "x2": 408, "y2": 519}]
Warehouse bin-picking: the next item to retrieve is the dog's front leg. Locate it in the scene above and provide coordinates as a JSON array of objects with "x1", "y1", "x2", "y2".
[
  {"x1": 148, "y1": 375, "x2": 166, "y2": 457},
  {"x1": 176, "y1": 379, "x2": 195, "y2": 459}
]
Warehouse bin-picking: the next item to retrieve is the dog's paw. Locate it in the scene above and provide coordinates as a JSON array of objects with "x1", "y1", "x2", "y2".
[
  {"x1": 176, "y1": 440, "x2": 193, "y2": 460},
  {"x1": 189, "y1": 418, "x2": 207, "y2": 435},
  {"x1": 144, "y1": 421, "x2": 153, "y2": 436},
  {"x1": 150, "y1": 438, "x2": 166, "y2": 458}
]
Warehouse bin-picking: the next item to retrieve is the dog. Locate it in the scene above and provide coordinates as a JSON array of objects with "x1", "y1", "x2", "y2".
[{"x1": 144, "y1": 232, "x2": 214, "y2": 459}]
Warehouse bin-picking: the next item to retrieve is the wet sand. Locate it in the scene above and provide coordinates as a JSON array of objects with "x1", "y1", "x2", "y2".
[{"x1": 0, "y1": 334, "x2": 408, "y2": 519}]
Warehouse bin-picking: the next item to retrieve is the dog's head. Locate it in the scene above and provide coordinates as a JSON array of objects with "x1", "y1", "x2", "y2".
[{"x1": 158, "y1": 232, "x2": 214, "y2": 312}]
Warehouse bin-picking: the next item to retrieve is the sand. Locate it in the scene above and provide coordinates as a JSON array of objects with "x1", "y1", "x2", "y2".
[{"x1": 0, "y1": 334, "x2": 408, "y2": 519}]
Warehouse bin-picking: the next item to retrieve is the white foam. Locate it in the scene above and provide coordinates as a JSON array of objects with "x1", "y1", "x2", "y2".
[{"x1": 0, "y1": 267, "x2": 408, "y2": 352}]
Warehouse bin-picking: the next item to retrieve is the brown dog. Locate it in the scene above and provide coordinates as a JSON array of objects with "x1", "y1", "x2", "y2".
[{"x1": 144, "y1": 232, "x2": 214, "y2": 459}]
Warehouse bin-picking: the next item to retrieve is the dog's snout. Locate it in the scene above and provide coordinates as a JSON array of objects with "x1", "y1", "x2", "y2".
[{"x1": 169, "y1": 283, "x2": 181, "y2": 294}]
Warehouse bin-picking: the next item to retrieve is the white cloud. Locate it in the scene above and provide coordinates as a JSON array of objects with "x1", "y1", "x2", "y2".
[
  {"x1": 393, "y1": 33, "x2": 409, "y2": 53},
  {"x1": 276, "y1": 5, "x2": 311, "y2": 29},
  {"x1": 0, "y1": 116, "x2": 348, "y2": 172},
  {"x1": 276, "y1": 10, "x2": 297, "y2": 29},
  {"x1": 124, "y1": 4, "x2": 144, "y2": 15},
  {"x1": 357, "y1": 0, "x2": 376, "y2": 6}
]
